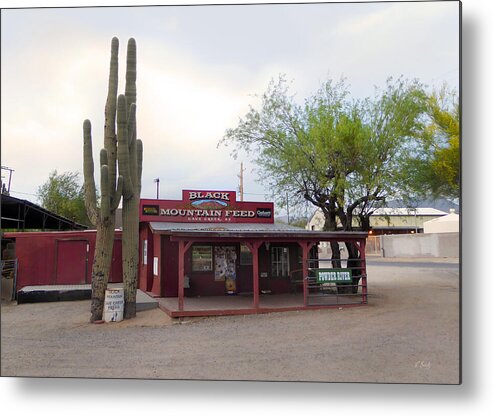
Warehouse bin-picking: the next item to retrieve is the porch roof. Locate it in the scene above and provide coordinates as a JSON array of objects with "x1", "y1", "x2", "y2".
[{"x1": 148, "y1": 221, "x2": 367, "y2": 240}]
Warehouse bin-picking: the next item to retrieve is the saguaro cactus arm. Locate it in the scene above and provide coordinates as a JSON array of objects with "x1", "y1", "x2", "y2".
[
  {"x1": 124, "y1": 38, "x2": 137, "y2": 108},
  {"x1": 83, "y1": 119, "x2": 99, "y2": 226},
  {"x1": 137, "y1": 139, "x2": 143, "y2": 195},
  {"x1": 127, "y1": 103, "x2": 138, "y2": 190},
  {"x1": 104, "y1": 37, "x2": 119, "y2": 195},
  {"x1": 127, "y1": 103, "x2": 137, "y2": 147},
  {"x1": 111, "y1": 175, "x2": 124, "y2": 212},
  {"x1": 100, "y1": 148, "x2": 108, "y2": 166},
  {"x1": 100, "y1": 164, "x2": 110, "y2": 220},
  {"x1": 117, "y1": 94, "x2": 134, "y2": 198}
]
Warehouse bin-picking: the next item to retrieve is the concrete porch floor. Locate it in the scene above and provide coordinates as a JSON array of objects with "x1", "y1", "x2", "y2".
[
  {"x1": 158, "y1": 292, "x2": 365, "y2": 317},
  {"x1": 16, "y1": 284, "x2": 158, "y2": 311}
]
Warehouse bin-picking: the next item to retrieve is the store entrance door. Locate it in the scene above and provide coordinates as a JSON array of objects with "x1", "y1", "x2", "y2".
[{"x1": 237, "y1": 244, "x2": 253, "y2": 294}]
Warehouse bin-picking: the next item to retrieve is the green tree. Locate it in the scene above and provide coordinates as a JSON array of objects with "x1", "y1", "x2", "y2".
[
  {"x1": 221, "y1": 76, "x2": 426, "y2": 232},
  {"x1": 403, "y1": 85, "x2": 460, "y2": 200},
  {"x1": 38, "y1": 170, "x2": 91, "y2": 226},
  {"x1": 220, "y1": 76, "x2": 427, "y2": 291}
]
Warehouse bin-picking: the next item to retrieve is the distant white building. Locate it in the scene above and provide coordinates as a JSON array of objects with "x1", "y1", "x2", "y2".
[
  {"x1": 423, "y1": 209, "x2": 460, "y2": 233},
  {"x1": 307, "y1": 207, "x2": 447, "y2": 235}
]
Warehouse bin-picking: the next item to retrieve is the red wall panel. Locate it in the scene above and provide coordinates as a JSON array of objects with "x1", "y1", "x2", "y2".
[
  {"x1": 109, "y1": 239, "x2": 123, "y2": 283},
  {"x1": 5, "y1": 231, "x2": 122, "y2": 290},
  {"x1": 138, "y1": 225, "x2": 154, "y2": 292},
  {"x1": 161, "y1": 236, "x2": 178, "y2": 297},
  {"x1": 150, "y1": 231, "x2": 161, "y2": 296},
  {"x1": 56, "y1": 240, "x2": 88, "y2": 284}
]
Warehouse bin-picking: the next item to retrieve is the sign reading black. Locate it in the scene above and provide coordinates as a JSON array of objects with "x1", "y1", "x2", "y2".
[
  {"x1": 142, "y1": 205, "x2": 159, "y2": 216},
  {"x1": 256, "y1": 208, "x2": 272, "y2": 218}
]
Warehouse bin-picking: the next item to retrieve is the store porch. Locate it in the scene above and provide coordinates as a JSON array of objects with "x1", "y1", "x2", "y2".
[{"x1": 157, "y1": 291, "x2": 365, "y2": 318}]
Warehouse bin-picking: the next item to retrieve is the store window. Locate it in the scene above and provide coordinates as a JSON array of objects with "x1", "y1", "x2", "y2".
[
  {"x1": 271, "y1": 246, "x2": 289, "y2": 278},
  {"x1": 192, "y1": 245, "x2": 213, "y2": 272},
  {"x1": 240, "y1": 244, "x2": 253, "y2": 266}
]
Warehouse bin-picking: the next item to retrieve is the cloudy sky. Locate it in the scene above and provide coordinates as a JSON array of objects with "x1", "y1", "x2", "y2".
[{"x1": 1, "y1": 1, "x2": 459, "y2": 216}]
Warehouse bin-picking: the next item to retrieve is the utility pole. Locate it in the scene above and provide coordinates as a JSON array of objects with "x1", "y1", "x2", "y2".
[
  {"x1": 238, "y1": 162, "x2": 245, "y2": 201},
  {"x1": 154, "y1": 178, "x2": 160, "y2": 199}
]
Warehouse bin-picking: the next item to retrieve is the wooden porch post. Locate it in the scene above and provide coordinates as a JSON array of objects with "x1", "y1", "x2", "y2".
[
  {"x1": 246, "y1": 241, "x2": 262, "y2": 310},
  {"x1": 299, "y1": 241, "x2": 316, "y2": 307},
  {"x1": 359, "y1": 238, "x2": 367, "y2": 303},
  {"x1": 352, "y1": 238, "x2": 368, "y2": 303},
  {"x1": 178, "y1": 240, "x2": 194, "y2": 312}
]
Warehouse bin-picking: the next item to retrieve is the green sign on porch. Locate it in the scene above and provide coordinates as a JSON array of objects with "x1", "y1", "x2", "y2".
[{"x1": 316, "y1": 268, "x2": 353, "y2": 283}]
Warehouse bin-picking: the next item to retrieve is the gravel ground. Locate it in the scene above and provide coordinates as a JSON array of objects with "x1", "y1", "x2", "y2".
[{"x1": 1, "y1": 261, "x2": 459, "y2": 383}]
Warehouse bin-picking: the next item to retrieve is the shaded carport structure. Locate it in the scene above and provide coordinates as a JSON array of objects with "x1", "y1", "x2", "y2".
[{"x1": 1, "y1": 194, "x2": 87, "y2": 231}]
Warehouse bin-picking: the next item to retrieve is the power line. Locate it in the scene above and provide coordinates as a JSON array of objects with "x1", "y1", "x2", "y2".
[{"x1": 243, "y1": 192, "x2": 268, "y2": 196}]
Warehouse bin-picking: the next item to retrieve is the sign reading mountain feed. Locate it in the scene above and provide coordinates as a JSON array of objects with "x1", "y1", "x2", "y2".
[
  {"x1": 139, "y1": 190, "x2": 274, "y2": 223},
  {"x1": 316, "y1": 268, "x2": 353, "y2": 283}
]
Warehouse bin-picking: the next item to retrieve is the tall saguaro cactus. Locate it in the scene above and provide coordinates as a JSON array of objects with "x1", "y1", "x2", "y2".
[
  {"x1": 117, "y1": 38, "x2": 143, "y2": 319},
  {"x1": 83, "y1": 37, "x2": 123, "y2": 322}
]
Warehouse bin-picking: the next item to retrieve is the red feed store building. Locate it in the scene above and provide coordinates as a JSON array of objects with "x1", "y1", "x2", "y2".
[{"x1": 138, "y1": 190, "x2": 368, "y2": 317}]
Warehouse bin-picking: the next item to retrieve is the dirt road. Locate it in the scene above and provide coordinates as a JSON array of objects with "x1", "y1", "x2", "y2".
[{"x1": 1, "y1": 261, "x2": 459, "y2": 383}]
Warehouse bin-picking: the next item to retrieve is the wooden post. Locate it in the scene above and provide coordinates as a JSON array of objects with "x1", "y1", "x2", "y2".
[
  {"x1": 178, "y1": 241, "x2": 185, "y2": 311},
  {"x1": 178, "y1": 240, "x2": 193, "y2": 312},
  {"x1": 359, "y1": 238, "x2": 367, "y2": 303},
  {"x1": 302, "y1": 243, "x2": 309, "y2": 307},
  {"x1": 246, "y1": 241, "x2": 261, "y2": 310},
  {"x1": 299, "y1": 241, "x2": 315, "y2": 307}
]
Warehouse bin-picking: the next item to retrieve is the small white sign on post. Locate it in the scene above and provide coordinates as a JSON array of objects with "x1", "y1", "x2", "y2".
[
  {"x1": 103, "y1": 288, "x2": 124, "y2": 322},
  {"x1": 153, "y1": 257, "x2": 159, "y2": 276},
  {"x1": 143, "y1": 240, "x2": 148, "y2": 265}
]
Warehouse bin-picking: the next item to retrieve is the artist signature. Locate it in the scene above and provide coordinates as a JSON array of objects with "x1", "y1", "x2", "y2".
[{"x1": 414, "y1": 361, "x2": 431, "y2": 369}]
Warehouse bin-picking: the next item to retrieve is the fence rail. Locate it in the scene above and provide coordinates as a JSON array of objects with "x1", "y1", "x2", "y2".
[
  {"x1": 290, "y1": 256, "x2": 368, "y2": 306},
  {"x1": 306, "y1": 278, "x2": 367, "y2": 306}
]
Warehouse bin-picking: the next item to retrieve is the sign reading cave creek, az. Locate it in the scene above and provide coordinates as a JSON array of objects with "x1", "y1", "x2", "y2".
[{"x1": 140, "y1": 190, "x2": 274, "y2": 223}]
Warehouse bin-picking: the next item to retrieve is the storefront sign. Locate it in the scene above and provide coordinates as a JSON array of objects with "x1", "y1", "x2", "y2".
[
  {"x1": 256, "y1": 208, "x2": 272, "y2": 218},
  {"x1": 140, "y1": 189, "x2": 274, "y2": 223},
  {"x1": 142, "y1": 205, "x2": 159, "y2": 215},
  {"x1": 316, "y1": 268, "x2": 353, "y2": 283},
  {"x1": 188, "y1": 191, "x2": 231, "y2": 201}
]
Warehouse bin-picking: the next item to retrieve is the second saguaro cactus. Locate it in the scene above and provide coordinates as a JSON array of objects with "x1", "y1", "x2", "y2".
[
  {"x1": 83, "y1": 37, "x2": 123, "y2": 322},
  {"x1": 117, "y1": 38, "x2": 143, "y2": 319}
]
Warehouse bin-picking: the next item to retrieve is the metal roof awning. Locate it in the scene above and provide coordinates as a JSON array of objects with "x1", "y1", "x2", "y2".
[
  {"x1": 149, "y1": 222, "x2": 367, "y2": 240},
  {"x1": 1, "y1": 194, "x2": 88, "y2": 231}
]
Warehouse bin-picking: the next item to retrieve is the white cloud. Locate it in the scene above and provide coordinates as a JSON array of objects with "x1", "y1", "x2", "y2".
[
  {"x1": 1, "y1": 2, "x2": 459, "y2": 211},
  {"x1": 329, "y1": 2, "x2": 459, "y2": 95}
]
